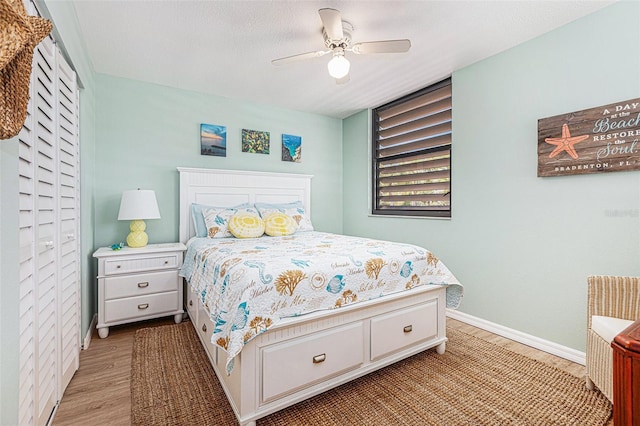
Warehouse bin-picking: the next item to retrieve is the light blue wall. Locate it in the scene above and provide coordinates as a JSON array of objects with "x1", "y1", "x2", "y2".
[
  {"x1": 343, "y1": 1, "x2": 640, "y2": 352},
  {"x1": 94, "y1": 74, "x2": 343, "y2": 248}
]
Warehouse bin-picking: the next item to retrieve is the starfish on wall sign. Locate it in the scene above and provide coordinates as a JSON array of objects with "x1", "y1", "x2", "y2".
[{"x1": 544, "y1": 123, "x2": 589, "y2": 159}]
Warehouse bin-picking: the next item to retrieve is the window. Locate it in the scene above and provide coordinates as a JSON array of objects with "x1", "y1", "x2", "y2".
[{"x1": 371, "y1": 78, "x2": 452, "y2": 218}]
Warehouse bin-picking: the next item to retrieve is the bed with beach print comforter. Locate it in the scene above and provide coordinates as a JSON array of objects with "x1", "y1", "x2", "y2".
[{"x1": 180, "y1": 231, "x2": 462, "y2": 373}]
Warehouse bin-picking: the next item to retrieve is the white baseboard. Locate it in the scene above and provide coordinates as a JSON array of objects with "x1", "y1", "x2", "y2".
[
  {"x1": 446, "y1": 309, "x2": 586, "y2": 365},
  {"x1": 83, "y1": 314, "x2": 97, "y2": 350}
]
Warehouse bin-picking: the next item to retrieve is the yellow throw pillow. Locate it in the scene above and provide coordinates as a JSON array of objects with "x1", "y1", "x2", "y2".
[
  {"x1": 228, "y1": 212, "x2": 265, "y2": 239},
  {"x1": 264, "y1": 212, "x2": 298, "y2": 237}
]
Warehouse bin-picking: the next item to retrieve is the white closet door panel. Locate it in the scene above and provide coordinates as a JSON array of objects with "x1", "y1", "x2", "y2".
[
  {"x1": 18, "y1": 57, "x2": 36, "y2": 426},
  {"x1": 19, "y1": 55, "x2": 37, "y2": 423},
  {"x1": 56, "y1": 46, "x2": 80, "y2": 393},
  {"x1": 34, "y1": 35, "x2": 59, "y2": 426}
]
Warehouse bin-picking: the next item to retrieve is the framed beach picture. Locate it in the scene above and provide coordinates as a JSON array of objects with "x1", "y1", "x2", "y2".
[
  {"x1": 200, "y1": 123, "x2": 226, "y2": 157},
  {"x1": 242, "y1": 129, "x2": 270, "y2": 154},
  {"x1": 282, "y1": 134, "x2": 301, "y2": 162}
]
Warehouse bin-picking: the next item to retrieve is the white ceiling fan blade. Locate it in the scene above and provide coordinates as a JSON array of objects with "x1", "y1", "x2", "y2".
[
  {"x1": 271, "y1": 50, "x2": 330, "y2": 66},
  {"x1": 335, "y1": 74, "x2": 350, "y2": 85},
  {"x1": 350, "y1": 39, "x2": 411, "y2": 55},
  {"x1": 318, "y1": 8, "x2": 343, "y2": 41}
]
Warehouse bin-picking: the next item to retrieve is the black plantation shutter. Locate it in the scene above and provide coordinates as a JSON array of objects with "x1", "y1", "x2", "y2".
[{"x1": 372, "y1": 78, "x2": 452, "y2": 217}]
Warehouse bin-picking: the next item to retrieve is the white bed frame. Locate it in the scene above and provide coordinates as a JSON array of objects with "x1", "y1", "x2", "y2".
[{"x1": 178, "y1": 167, "x2": 447, "y2": 426}]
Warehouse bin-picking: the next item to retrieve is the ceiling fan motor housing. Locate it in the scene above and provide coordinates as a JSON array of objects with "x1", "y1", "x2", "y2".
[{"x1": 323, "y1": 20, "x2": 353, "y2": 49}]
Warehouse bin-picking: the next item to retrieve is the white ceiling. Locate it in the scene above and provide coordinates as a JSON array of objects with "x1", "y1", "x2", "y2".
[{"x1": 70, "y1": 0, "x2": 614, "y2": 119}]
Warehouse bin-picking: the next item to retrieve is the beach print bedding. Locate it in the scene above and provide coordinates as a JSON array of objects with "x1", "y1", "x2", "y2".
[{"x1": 180, "y1": 231, "x2": 463, "y2": 372}]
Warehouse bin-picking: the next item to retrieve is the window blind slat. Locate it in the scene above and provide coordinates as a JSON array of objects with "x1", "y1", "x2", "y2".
[
  {"x1": 377, "y1": 205, "x2": 450, "y2": 212},
  {"x1": 377, "y1": 85, "x2": 452, "y2": 120},
  {"x1": 378, "y1": 98, "x2": 452, "y2": 130},
  {"x1": 379, "y1": 193, "x2": 451, "y2": 205},
  {"x1": 378, "y1": 109, "x2": 451, "y2": 139},
  {"x1": 380, "y1": 157, "x2": 450, "y2": 175},
  {"x1": 379, "y1": 150, "x2": 449, "y2": 168},
  {"x1": 378, "y1": 181, "x2": 450, "y2": 194},
  {"x1": 378, "y1": 169, "x2": 450, "y2": 185},
  {"x1": 378, "y1": 134, "x2": 450, "y2": 158},
  {"x1": 378, "y1": 122, "x2": 451, "y2": 149}
]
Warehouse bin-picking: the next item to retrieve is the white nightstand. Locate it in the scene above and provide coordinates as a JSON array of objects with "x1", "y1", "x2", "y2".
[{"x1": 93, "y1": 242, "x2": 187, "y2": 338}]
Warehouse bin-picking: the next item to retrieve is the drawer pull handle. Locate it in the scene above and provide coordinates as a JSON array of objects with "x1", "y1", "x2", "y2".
[
  {"x1": 202, "y1": 324, "x2": 207, "y2": 332},
  {"x1": 138, "y1": 282, "x2": 149, "y2": 288},
  {"x1": 404, "y1": 325, "x2": 413, "y2": 333},
  {"x1": 189, "y1": 300, "x2": 193, "y2": 306},
  {"x1": 138, "y1": 303, "x2": 149, "y2": 310},
  {"x1": 116, "y1": 265, "x2": 121, "y2": 269},
  {"x1": 164, "y1": 260, "x2": 169, "y2": 265},
  {"x1": 312, "y1": 353, "x2": 326, "y2": 364}
]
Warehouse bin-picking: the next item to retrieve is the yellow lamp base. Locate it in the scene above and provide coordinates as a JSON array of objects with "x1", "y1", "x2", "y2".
[{"x1": 126, "y1": 219, "x2": 148, "y2": 248}]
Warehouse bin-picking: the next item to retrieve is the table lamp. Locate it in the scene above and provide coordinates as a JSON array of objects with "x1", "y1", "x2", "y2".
[{"x1": 117, "y1": 189, "x2": 161, "y2": 248}]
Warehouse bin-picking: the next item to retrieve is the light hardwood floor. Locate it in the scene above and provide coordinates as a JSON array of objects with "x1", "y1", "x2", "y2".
[{"x1": 52, "y1": 317, "x2": 595, "y2": 425}]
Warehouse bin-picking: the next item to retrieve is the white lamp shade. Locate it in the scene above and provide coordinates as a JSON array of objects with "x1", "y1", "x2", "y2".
[
  {"x1": 327, "y1": 54, "x2": 350, "y2": 79},
  {"x1": 117, "y1": 189, "x2": 161, "y2": 220}
]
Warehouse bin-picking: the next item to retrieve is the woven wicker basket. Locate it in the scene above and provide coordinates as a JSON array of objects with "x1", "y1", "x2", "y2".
[{"x1": 1, "y1": 0, "x2": 52, "y2": 140}]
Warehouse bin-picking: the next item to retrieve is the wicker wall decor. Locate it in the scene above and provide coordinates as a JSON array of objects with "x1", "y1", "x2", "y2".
[{"x1": 0, "y1": 0, "x2": 52, "y2": 140}]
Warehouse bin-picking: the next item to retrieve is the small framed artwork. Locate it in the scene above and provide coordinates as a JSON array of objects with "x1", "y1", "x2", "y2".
[
  {"x1": 282, "y1": 134, "x2": 302, "y2": 163},
  {"x1": 242, "y1": 129, "x2": 270, "y2": 154},
  {"x1": 200, "y1": 123, "x2": 226, "y2": 157}
]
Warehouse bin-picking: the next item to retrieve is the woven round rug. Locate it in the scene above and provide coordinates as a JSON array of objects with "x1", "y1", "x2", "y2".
[{"x1": 131, "y1": 322, "x2": 612, "y2": 425}]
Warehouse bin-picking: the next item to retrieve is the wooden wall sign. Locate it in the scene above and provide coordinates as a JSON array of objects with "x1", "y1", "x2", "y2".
[{"x1": 537, "y1": 98, "x2": 640, "y2": 177}]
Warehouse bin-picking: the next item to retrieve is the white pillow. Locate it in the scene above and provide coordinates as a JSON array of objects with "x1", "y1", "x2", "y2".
[
  {"x1": 191, "y1": 202, "x2": 254, "y2": 237},
  {"x1": 591, "y1": 315, "x2": 635, "y2": 343},
  {"x1": 202, "y1": 207, "x2": 236, "y2": 238},
  {"x1": 255, "y1": 201, "x2": 313, "y2": 232}
]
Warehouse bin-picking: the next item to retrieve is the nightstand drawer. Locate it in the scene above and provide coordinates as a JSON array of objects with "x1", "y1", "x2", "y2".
[
  {"x1": 104, "y1": 291, "x2": 179, "y2": 323},
  {"x1": 104, "y1": 270, "x2": 179, "y2": 300},
  {"x1": 103, "y1": 253, "x2": 180, "y2": 275}
]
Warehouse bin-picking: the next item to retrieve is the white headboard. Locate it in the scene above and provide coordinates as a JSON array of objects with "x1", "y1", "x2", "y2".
[{"x1": 177, "y1": 167, "x2": 313, "y2": 243}]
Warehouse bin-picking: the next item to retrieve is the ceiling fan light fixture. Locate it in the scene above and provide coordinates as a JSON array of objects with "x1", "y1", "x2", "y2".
[{"x1": 327, "y1": 53, "x2": 350, "y2": 79}]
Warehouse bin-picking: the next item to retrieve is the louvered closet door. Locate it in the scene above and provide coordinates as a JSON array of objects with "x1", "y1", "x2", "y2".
[
  {"x1": 55, "y1": 46, "x2": 80, "y2": 393},
  {"x1": 18, "y1": 48, "x2": 37, "y2": 426},
  {"x1": 33, "y1": 34, "x2": 59, "y2": 426},
  {"x1": 18, "y1": 2, "x2": 81, "y2": 423}
]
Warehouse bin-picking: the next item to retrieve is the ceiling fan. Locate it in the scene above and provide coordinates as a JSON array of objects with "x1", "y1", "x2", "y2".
[{"x1": 271, "y1": 8, "x2": 411, "y2": 84}]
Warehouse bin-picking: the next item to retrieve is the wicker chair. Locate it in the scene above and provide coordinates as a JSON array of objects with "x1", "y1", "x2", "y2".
[{"x1": 586, "y1": 275, "x2": 640, "y2": 402}]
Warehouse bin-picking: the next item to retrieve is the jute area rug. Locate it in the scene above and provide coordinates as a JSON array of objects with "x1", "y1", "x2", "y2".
[{"x1": 131, "y1": 322, "x2": 612, "y2": 425}]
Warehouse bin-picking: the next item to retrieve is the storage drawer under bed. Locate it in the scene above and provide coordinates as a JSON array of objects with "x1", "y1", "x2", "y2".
[
  {"x1": 197, "y1": 303, "x2": 218, "y2": 365},
  {"x1": 260, "y1": 322, "x2": 364, "y2": 403},
  {"x1": 370, "y1": 299, "x2": 439, "y2": 361},
  {"x1": 185, "y1": 284, "x2": 199, "y2": 322}
]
